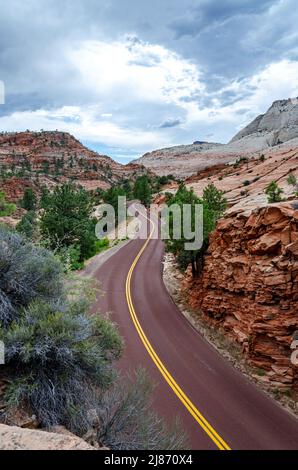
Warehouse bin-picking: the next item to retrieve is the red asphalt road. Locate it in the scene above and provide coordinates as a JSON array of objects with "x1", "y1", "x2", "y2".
[{"x1": 90, "y1": 235, "x2": 298, "y2": 450}]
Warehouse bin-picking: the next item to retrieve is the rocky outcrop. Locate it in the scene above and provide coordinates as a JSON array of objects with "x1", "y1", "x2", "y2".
[
  {"x1": 185, "y1": 203, "x2": 298, "y2": 390},
  {"x1": 0, "y1": 131, "x2": 148, "y2": 201},
  {"x1": 0, "y1": 424, "x2": 95, "y2": 450},
  {"x1": 186, "y1": 142, "x2": 298, "y2": 214},
  {"x1": 231, "y1": 98, "x2": 298, "y2": 146},
  {"x1": 134, "y1": 141, "x2": 224, "y2": 177}
]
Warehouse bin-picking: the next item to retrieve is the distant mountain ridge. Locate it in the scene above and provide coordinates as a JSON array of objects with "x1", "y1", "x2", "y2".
[
  {"x1": 134, "y1": 141, "x2": 223, "y2": 177},
  {"x1": 134, "y1": 97, "x2": 298, "y2": 177},
  {"x1": 0, "y1": 130, "x2": 148, "y2": 200}
]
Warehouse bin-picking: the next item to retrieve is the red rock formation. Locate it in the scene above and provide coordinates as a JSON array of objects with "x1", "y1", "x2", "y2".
[
  {"x1": 0, "y1": 131, "x2": 148, "y2": 201},
  {"x1": 185, "y1": 203, "x2": 298, "y2": 390}
]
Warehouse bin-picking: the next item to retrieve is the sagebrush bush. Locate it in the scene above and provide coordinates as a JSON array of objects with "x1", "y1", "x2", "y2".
[
  {"x1": 1, "y1": 299, "x2": 123, "y2": 431},
  {"x1": 0, "y1": 191, "x2": 16, "y2": 217},
  {"x1": 287, "y1": 172, "x2": 297, "y2": 186},
  {"x1": 57, "y1": 244, "x2": 84, "y2": 271},
  {"x1": 0, "y1": 228, "x2": 122, "y2": 431},
  {"x1": 16, "y1": 210, "x2": 38, "y2": 240},
  {"x1": 0, "y1": 227, "x2": 63, "y2": 325},
  {"x1": 97, "y1": 369, "x2": 188, "y2": 450}
]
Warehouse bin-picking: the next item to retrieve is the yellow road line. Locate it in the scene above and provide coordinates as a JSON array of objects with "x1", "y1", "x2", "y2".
[{"x1": 125, "y1": 215, "x2": 231, "y2": 450}]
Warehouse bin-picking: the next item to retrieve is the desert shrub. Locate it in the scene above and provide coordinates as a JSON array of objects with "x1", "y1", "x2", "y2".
[
  {"x1": 16, "y1": 210, "x2": 38, "y2": 240},
  {"x1": 57, "y1": 244, "x2": 84, "y2": 271},
  {"x1": 21, "y1": 188, "x2": 37, "y2": 211},
  {"x1": 94, "y1": 237, "x2": 109, "y2": 253},
  {"x1": 157, "y1": 175, "x2": 170, "y2": 186},
  {"x1": 57, "y1": 239, "x2": 109, "y2": 272},
  {"x1": 202, "y1": 183, "x2": 227, "y2": 218},
  {"x1": 175, "y1": 250, "x2": 195, "y2": 272},
  {"x1": 1, "y1": 298, "x2": 123, "y2": 430},
  {"x1": 120, "y1": 179, "x2": 133, "y2": 198},
  {"x1": 287, "y1": 173, "x2": 297, "y2": 186},
  {"x1": 0, "y1": 191, "x2": 16, "y2": 217},
  {"x1": 0, "y1": 229, "x2": 123, "y2": 431},
  {"x1": 243, "y1": 180, "x2": 250, "y2": 186},
  {"x1": 97, "y1": 369, "x2": 188, "y2": 450},
  {"x1": 152, "y1": 175, "x2": 173, "y2": 192},
  {"x1": 265, "y1": 181, "x2": 284, "y2": 203},
  {"x1": 0, "y1": 227, "x2": 63, "y2": 325}
]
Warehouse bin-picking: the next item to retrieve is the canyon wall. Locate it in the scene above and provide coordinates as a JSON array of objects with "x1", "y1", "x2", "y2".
[{"x1": 186, "y1": 203, "x2": 298, "y2": 390}]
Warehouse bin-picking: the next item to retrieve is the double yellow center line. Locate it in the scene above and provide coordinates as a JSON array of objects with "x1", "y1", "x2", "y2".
[{"x1": 125, "y1": 216, "x2": 231, "y2": 450}]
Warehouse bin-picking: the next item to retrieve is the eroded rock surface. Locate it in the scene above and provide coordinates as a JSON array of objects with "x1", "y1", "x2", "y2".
[
  {"x1": 185, "y1": 203, "x2": 298, "y2": 390},
  {"x1": 186, "y1": 142, "x2": 298, "y2": 214},
  {"x1": 231, "y1": 98, "x2": 298, "y2": 146},
  {"x1": 0, "y1": 424, "x2": 95, "y2": 450}
]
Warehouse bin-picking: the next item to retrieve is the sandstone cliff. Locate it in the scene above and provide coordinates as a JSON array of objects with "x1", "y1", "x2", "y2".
[{"x1": 185, "y1": 203, "x2": 298, "y2": 391}]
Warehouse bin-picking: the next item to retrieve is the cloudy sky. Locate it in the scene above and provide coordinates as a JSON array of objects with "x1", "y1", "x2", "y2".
[{"x1": 0, "y1": 0, "x2": 298, "y2": 162}]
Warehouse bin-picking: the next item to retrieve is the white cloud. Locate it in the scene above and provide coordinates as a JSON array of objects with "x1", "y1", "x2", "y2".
[
  {"x1": 68, "y1": 36, "x2": 205, "y2": 107},
  {"x1": 182, "y1": 59, "x2": 298, "y2": 140},
  {"x1": 1, "y1": 33, "x2": 298, "y2": 157},
  {"x1": 223, "y1": 60, "x2": 298, "y2": 133},
  {"x1": 232, "y1": 60, "x2": 298, "y2": 102},
  {"x1": 0, "y1": 36, "x2": 206, "y2": 154}
]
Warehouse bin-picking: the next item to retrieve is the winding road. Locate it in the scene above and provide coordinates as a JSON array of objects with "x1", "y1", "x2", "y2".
[{"x1": 89, "y1": 213, "x2": 298, "y2": 450}]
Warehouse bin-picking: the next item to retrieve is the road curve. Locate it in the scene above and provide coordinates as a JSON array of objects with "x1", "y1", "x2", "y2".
[{"x1": 90, "y1": 225, "x2": 298, "y2": 450}]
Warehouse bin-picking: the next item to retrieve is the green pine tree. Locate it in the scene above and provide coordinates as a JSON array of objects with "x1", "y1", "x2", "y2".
[
  {"x1": 21, "y1": 188, "x2": 37, "y2": 211},
  {"x1": 265, "y1": 181, "x2": 284, "y2": 203},
  {"x1": 133, "y1": 176, "x2": 152, "y2": 207}
]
